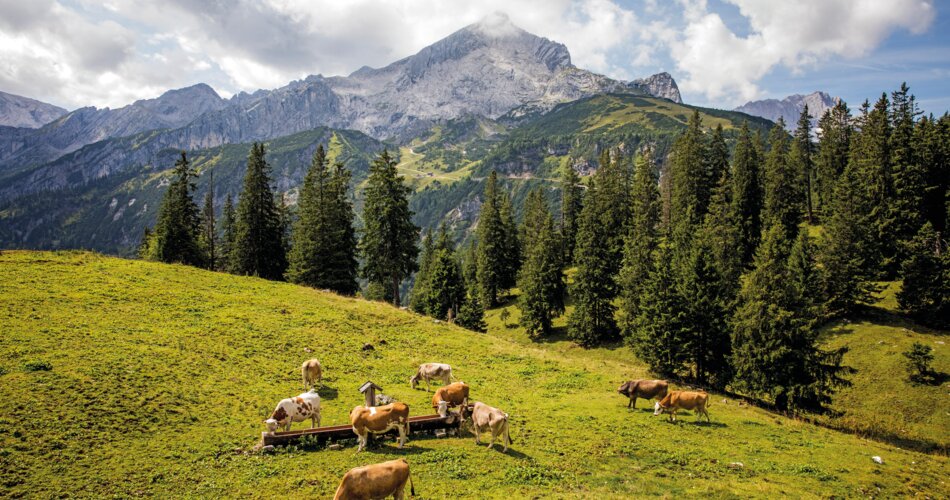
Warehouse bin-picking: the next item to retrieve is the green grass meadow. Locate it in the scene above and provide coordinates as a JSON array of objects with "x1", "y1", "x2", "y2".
[{"x1": 0, "y1": 251, "x2": 947, "y2": 498}]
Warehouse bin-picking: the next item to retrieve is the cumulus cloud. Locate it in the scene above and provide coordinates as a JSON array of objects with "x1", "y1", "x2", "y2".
[{"x1": 667, "y1": 0, "x2": 937, "y2": 104}]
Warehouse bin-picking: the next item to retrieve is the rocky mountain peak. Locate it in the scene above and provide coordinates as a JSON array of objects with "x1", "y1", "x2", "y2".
[
  {"x1": 0, "y1": 91, "x2": 68, "y2": 129},
  {"x1": 630, "y1": 72, "x2": 682, "y2": 103},
  {"x1": 734, "y1": 91, "x2": 839, "y2": 129}
]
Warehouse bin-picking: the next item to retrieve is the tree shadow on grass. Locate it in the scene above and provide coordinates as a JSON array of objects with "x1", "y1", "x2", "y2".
[{"x1": 315, "y1": 384, "x2": 339, "y2": 401}]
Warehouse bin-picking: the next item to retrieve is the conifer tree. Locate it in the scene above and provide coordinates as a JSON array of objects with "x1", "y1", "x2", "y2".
[
  {"x1": 456, "y1": 281, "x2": 487, "y2": 332},
  {"x1": 632, "y1": 244, "x2": 690, "y2": 376},
  {"x1": 596, "y1": 149, "x2": 632, "y2": 267},
  {"x1": 560, "y1": 162, "x2": 583, "y2": 265},
  {"x1": 499, "y1": 190, "x2": 521, "y2": 291},
  {"x1": 706, "y1": 124, "x2": 730, "y2": 202},
  {"x1": 410, "y1": 229, "x2": 435, "y2": 314},
  {"x1": 915, "y1": 114, "x2": 950, "y2": 235},
  {"x1": 762, "y1": 118, "x2": 800, "y2": 240},
  {"x1": 153, "y1": 151, "x2": 202, "y2": 266},
  {"x1": 423, "y1": 225, "x2": 466, "y2": 320},
  {"x1": 518, "y1": 188, "x2": 566, "y2": 339},
  {"x1": 732, "y1": 123, "x2": 763, "y2": 266},
  {"x1": 815, "y1": 101, "x2": 852, "y2": 212},
  {"x1": 789, "y1": 106, "x2": 815, "y2": 223},
  {"x1": 218, "y1": 194, "x2": 236, "y2": 271},
  {"x1": 897, "y1": 223, "x2": 949, "y2": 328},
  {"x1": 231, "y1": 143, "x2": 287, "y2": 280},
  {"x1": 476, "y1": 171, "x2": 509, "y2": 306},
  {"x1": 199, "y1": 170, "x2": 216, "y2": 270},
  {"x1": 732, "y1": 225, "x2": 850, "y2": 411},
  {"x1": 619, "y1": 153, "x2": 660, "y2": 335},
  {"x1": 360, "y1": 150, "x2": 419, "y2": 305},
  {"x1": 889, "y1": 83, "x2": 926, "y2": 265},
  {"x1": 138, "y1": 226, "x2": 154, "y2": 259},
  {"x1": 858, "y1": 95, "x2": 896, "y2": 274},
  {"x1": 567, "y1": 170, "x2": 619, "y2": 346},
  {"x1": 669, "y1": 110, "x2": 709, "y2": 234},
  {"x1": 286, "y1": 146, "x2": 359, "y2": 294}
]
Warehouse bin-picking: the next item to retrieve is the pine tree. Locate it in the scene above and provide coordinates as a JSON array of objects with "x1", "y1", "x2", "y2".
[
  {"x1": 732, "y1": 225, "x2": 851, "y2": 412},
  {"x1": 219, "y1": 194, "x2": 236, "y2": 272},
  {"x1": 596, "y1": 149, "x2": 632, "y2": 267},
  {"x1": 423, "y1": 225, "x2": 466, "y2": 320},
  {"x1": 498, "y1": 190, "x2": 521, "y2": 291},
  {"x1": 789, "y1": 105, "x2": 815, "y2": 223},
  {"x1": 762, "y1": 119, "x2": 800, "y2": 240},
  {"x1": 669, "y1": 110, "x2": 709, "y2": 234},
  {"x1": 518, "y1": 188, "x2": 566, "y2": 339},
  {"x1": 732, "y1": 123, "x2": 763, "y2": 266},
  {"x1": 153, "y1": 151, "x2": 202, "y2": 266},
  {"x1": 858, "y1": 94, "x2": 896, "y2": 274},
  {"x1": 476, "y1": 171, "x2": 509, "y2": 306},
  {"x1": 456, "y1": 280, "x2": 487, "y2": 332},
  {"x1": 632, "y1": 243, "x2": 690, "y2": 376},
  {"x1": 560, "y1": 162, "x2": 583, "y2": 265},
  {"x1": 360, "y1": 150, "x2": 419, "y2": 305},
  {"x1": 199, "y1": 170, "x2": 216, "y2": 270},
  {"x1": 138, "y1": 226, "x2": 154, "y2": 259},
  {"x1": 706, "y1": 124, "x2": 730, "y2": 203},
  {"x1": 897, "y1": 223, "x2": 949, "y2": 328},
  {"x1": 815, "y1": 101, "x2": 851, "y2": 212},
  {"x1": 619, "y1": 153, "x2": 660, "y2": 335},
  {"x1": 567, "y1": 171, "x2": 619, "y2": 346},
  {"x1": 410, "y1": 229, "x2": 435, "y2": 314},
  {"x1": 679, "y1": 238, "x2": 733, "y2": 386},
  {"x1": 889, "y1": 83, "x2": 926, "y2": 266},
  {"x1": 231, "y1": 143, "x2": 287, "y2": 280},
  {"x1": 286, "y1": 146, "x2": 359, "y2": 294},
  {"x1": 916, "y1": 114, "x2": 950, "y2": 235}
]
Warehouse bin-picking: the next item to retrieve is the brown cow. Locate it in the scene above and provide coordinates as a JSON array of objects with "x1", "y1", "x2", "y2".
[
  {"x1": 263, "y1": 391, "x2": 321, "y2": 432},
  {"x1": 431, "y1": 382, "x2": 469, "y2": 413},
  {"x1": 653, "y1": 390, "x2": 710, "y2": 422},
  {"x1": 460, "y1": 402, "x2": 512, "y2": 452},
  {"x1": 350, "y1": 402, "x2": 410, "y2": 452},
  {"x1": 301, "y1": 358, "x2": 322, "y2": 389},
  {"x1": 333, "y1": 458, "x2": 415, "y2": 500},
  {"x1": 617, "y1": 379, "x2": 669, "y2": 409}
]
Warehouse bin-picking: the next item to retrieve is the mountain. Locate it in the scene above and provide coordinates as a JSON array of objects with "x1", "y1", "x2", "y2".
[
  {"x1": 630, "y1": 72, "x2": 681, "y2": 104},
  {"x1": 0, "y1": 91, "x2": 67, "y2": 129},
  {"x1": 734, "y1": 91, "x2": 838, "y2": 129}
]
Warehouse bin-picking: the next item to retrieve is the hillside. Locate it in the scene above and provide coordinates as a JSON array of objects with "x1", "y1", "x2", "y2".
[{"x1": 0, "y1": 251, "x2": 946, "y2": 498}]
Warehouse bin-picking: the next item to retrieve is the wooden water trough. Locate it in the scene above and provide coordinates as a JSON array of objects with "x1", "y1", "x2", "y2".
[{"x1": 260, "y1": 412, "x2": 462, "y2": 447}]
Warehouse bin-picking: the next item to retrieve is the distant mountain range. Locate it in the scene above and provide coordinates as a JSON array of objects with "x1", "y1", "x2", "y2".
[
  {"x1": 734, "y1": 91, "x2": 839, "y2": 129},
  {"x1": 0, "y1": 91, "x2": 67, "y2": 129}
]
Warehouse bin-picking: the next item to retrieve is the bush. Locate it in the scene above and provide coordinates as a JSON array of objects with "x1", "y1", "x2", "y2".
[
  {"x1": 903, "y1": 342, "x2": 934, "y2": 383},
  {"x1": 23, "y1": 361, "x2": 52, "y2": 372}
]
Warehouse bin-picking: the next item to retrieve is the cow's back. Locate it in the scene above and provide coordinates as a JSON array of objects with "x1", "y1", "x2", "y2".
[
  {"x1": 432, "y1": 382, "x2": 469, "y2": 407},
  {"x1": 638, "y1": 379, "x2": 669, "y2": 399},
  {"x1": 334, "y1": 459, "x2": 409, "y2": 499},
  {"x1": 671, "y1": 391, "x2": 707, "y2": 410}
]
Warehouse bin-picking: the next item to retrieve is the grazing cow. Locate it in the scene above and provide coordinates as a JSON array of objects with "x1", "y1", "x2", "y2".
[
  {"x1": 653, "y1": 390, "x2": 710, "y2": 422},
  {"x1": 431, "y1": 381, "x2": 469, "y2": 412},
  {"x1": 617, "y1": 379, "x2": 669, "y2": 409},
  {"x1": 301, "y1": 358, "x2": 322, "y2": 389},
  {"x1": 264, "y1": 390, "x2": 321, "y2": 432},
  {"x1": 333, "y1": 458, "x2": 415, "y2": 500},
  {"x1": 460, "y1": 402, "x2": 512, "y2": 452},
  {"x1": 350, "y1": 402, "x2": 410, "y2": 452},
  {"x1": 410, "y1": 363, "x2": 453, "y2": 391}
]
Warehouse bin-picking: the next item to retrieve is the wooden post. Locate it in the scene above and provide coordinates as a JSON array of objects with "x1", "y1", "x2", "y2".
[{"x1": 359, "y1": 381, "x2": 383, "y2": 407}]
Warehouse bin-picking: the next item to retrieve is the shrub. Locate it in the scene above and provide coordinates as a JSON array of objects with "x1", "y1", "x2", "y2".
[
  {"x1": 903, "y1": 342, "x2": 934, "y2": 383},
  {"x1": 23, "y1": 361, "x2": 52, "y2": 372}
]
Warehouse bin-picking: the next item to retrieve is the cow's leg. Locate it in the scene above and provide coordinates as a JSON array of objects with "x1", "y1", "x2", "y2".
[
  {"x1": 488, "y1": 427, "x2": 497, "y2": 450},
  {"x1": 473, "y1": 427, "x2": 481, "y2": 445},
  {"x1": 397, "y1": 423, "x2": 406, "y2": 448},
  {"x1": 630, "y1": 396, "x2": 637, "y2": 409}
]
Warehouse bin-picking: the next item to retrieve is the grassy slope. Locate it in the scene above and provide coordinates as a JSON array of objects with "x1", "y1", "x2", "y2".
[{"x1": 1, "y1": 253, "x2": 947, "y2": 498}]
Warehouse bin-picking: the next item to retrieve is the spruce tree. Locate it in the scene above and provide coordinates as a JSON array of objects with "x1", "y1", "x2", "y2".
[
  {"x1": 789, "y1": 105, "x2": 815, "y2": 223},
  {"x1": 706, "y1": 124, "x2": 730, "y2": 203},
  {"x1": 286, "y1": 146, "x2": 359, "y2": 294},
  {"x1": 199, "y1": 170, "x2": 216, "y2": 270},
  {"x1": 858, "y1": 95, "x2": 896, "y2": 274},
  {"x1": 679, "y1": 238, "x2": 733, "y2": 386},
  {"x1": 231, "y1": 143, "x2": 287, "y2": 280},
  {"x1": 518, "y1": 188, "x2": 566, "y2": 339},
  {"x1": 815, "y1": 101, "x2": 851, "y2": 212},
  {"x1": 732, "y1": 123, "x2": 763, "y2": 266},
  {"x1": 499, "y1": 190, "x2": 521, "y2": 291},
  {"x1": 219, "y1": 194, "x2": 236, "y2": 272},
  {"x1": 619, "y1": 153, "x2": 660, "y2": 335},
  {"x1": 732, "y1": 225, "x2": 850, "y2": 412},
  {"x1": 596, "y1": 149, "x2": 632, "y2": 267},
  {"x1": 153, "y1": 151, "x2": 202, "y2": 266},
  {"x1": 889, "y1": 83, "x2": 925, "y2": 266},
  {"x1": 897, "y1": 223, "x2": 949, "y2": 328},
  {"x1": 360, "y1": 150, "x2": 419, "y2": 305},
  {"x1": 410, "y1": 229, "x2": 435, "y2": 314},
  {"x1": 632, "y1": 243, "x2": 690, "y2": 376},
  {"x1": 456, "y1": 281, "x2": 487, "y2": 332},
  {"x1": 916, "y1": 114, "x2": 950, "y2": 235},
  {"x1": 560, "y1": 162, "x2": 583, "y2": 265},
  {"x1": 423, "y1": 226, "x2": 466, "y2": 320},
  {"x1": 567, "y1": 171, "x2": 619, "y2": 346},
  {"x1": 762, "y1": 118, "x2": 800, "y2": 240},
  {"x1": 669, "y1": 110, "x2": 709, "y2": 234},
  {"x1": 476, "y1": 171, "x2": 508, "y2": 306}
]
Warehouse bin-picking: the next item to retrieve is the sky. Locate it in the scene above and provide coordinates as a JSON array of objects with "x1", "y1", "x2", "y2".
[{"x1": 0, "y1": 0, "x2": 946, "y2": 114}]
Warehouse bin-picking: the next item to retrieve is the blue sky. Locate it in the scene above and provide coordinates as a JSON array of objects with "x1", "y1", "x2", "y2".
[{"x1": 0, "y1": 0, "x2": 945, "y2": 115}]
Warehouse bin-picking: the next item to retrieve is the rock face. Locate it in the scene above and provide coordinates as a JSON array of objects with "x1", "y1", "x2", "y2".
[
  {"x1": 630, "y1": 72, "x2": 682, "y2": 103},
  {"x1": 0, "y1": 91, "x2": 67, "y2": 129},
  {"x1": 734, "y1": 91, "x2": 838, "y2": 129}
]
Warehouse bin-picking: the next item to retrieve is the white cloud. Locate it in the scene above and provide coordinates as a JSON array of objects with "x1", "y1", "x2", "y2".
[{"x1": 668, "y1": 0, "x2": 936, "y2": 105}]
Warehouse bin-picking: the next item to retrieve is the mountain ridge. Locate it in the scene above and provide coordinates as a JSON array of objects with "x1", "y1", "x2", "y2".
[
  {"x1": 0, "y1": 91, "x2": 68, "y2": 129},
  {"x1": 734, "y1": 91, "x2": 838, "y2": 129}
]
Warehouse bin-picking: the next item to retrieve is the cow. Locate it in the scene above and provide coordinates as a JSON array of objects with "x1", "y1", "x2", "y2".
[
  {"x1": 350, "y1": 402, "x2": 410, "y2": 452},
  {"x1": 301, "y1": 358, "x2": 322, "y2": 389},
  {"x1": 410, "y1": 363, "x2": 453, "y2": 391},
  {"x1": 431, "y1": 382, "x2": 469, "y2": 412},
  {"x1": 653, "y1": 390, "x2": 710, "y2": 422},
  {"x1": 460, "y1": 402, "x2": 512, "y2": 452},
  {"x1": 617, "y1": 379, "x2": 669, "y2": 409},
  {"x1": 264, "y1": 390, "x2": 321, "y2": 432},
  {"x1": 333, "y1": 458, "x2": 415, "y2": 500}
]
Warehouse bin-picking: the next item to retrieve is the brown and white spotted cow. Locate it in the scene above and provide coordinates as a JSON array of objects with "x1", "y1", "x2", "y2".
[
  {"x1": 431, "y1": 381, "x2": 469, "y2": 413},
  {"x1": 301, "y1": 358, "x2": 322, "y2": 389},
  {"x1": 410, "y1": 362, "x2": 453, "y2": 391},
  {"x1": 653, "y1": 390, "x2": 710, "y2": 422},
  {"x1": 350, "y1": 402, "x2": 411, "y2": 452},
  {"x1": 264, "y1": 390, "x2": 321, "y2": 432},
  {"x1": 461, "y1": 402, "x2": 512, "y2": 452},
  {"x1": 617, "y1": 379, "x2": 669, "y2": 409},
  {"x1": 333, "y1": 458, "x2": 415, "y2": 500}
]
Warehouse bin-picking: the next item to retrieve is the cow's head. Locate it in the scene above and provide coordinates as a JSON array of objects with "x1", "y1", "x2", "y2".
[
  {"x1": 263, "y1": 418, "x2": 279, "y2": 432},
  {"x1": 409, "y1": 374, "x2": 419, "y2": 389},
  {"x1": 617, "y1": 381, "x2": 631, "y2": 395},
  {"x1": 653, "y1": 401, "x2": 668, "y2": 416},
  {"x1": 437, "y1": 400, "x2": 449, "y2": 417}
]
